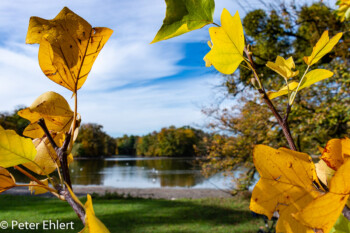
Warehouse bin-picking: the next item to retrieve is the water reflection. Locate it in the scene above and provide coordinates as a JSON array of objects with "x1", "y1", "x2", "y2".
[{"x1": 12, "y1": 157, "x2": 230, "y2": 189}]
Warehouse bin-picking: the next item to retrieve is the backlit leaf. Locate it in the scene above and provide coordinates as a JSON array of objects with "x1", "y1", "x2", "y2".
[
  {"x1": 0, "y1": 167, "x2": 16, "y2": 193},
  {"x1": 267, "y1": 69, "x2": 333, "y2": 100},
  {"x1": 151, "y1": 0, "x2": 215, "y2": 43},
  {"x1": 80, "y1": 194, "x2": 110, "y2": 233},
  {"x1": 303, "y1": 31, "x2": 343, "y2": 66},
  {"x1": 294, "y1": 159, "x2": 350, "y2": 233},
  {"x1": 266, "y1": 56, "x2": 299, "y2": 80},
  {"x1": 299, "y1": 69, "x2": 334, "y2": 90},
  {"x1": 23, "y1": 133, "x2": 64, "y2": 175},
  {"x1": 249, "y1": 145, "x2": 321, "y2": 233},
  {"x1": 204, "y1": 9, "x2": 245, "y2": 74},
  {"x1": 267, "y1": 82, "x2": 299, "y2": 100},
  {"x1": 29, "y1": 178, "x2": 49, "y2": 195},
  {"x1": 26, "y1": 7, "x2": 113, "y2": 92},
  {"x1": 321, "y1": 138, "x2": 350, "y2": 170},
  {"x1": 18, "y1": 91, "x2": 74, "y2": 139},
  {"x1": 336, "y1": 0, "x2": 350, "y2": 22},
  {"x1": 0, "y1": 127, "x2": 37, "y2": 168},
  {"x1": 315, "y1": 160, "x2": 335, "y2": 187}
]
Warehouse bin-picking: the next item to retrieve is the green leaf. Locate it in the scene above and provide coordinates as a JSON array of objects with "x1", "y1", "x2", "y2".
[
  {"x1": 330, "y1": 214, "x2": 350, "y2": 233},
  {"x1": 0, "y1": 127, "x2": 37, "y2": 168},
  {"x1": 151, "y1": 0, "x2": 215, "y2": 43},
  {"x1": 299, "y1": 69, "x2": 334, "y2": 90}
]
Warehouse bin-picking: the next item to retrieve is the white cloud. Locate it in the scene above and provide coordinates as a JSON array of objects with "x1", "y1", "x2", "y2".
[
  {"x1": 78, "y1": 74, "x2": 222, "y2": 136},
  {"x1": 0, "y1": 0, "x2": 243, "y2": 136}
]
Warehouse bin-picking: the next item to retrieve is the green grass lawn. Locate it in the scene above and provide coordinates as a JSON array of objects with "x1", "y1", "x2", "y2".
[{"x1": 0, "y1": 194, "x2": 264, "y2": 233}]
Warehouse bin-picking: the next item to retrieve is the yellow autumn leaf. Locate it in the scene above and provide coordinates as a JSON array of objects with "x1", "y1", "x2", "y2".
[
  {"x1": 294, "y1": 159, "x2": 350, "y2": 233},
  {"x1": 250, "y1": 145, "x2": 321, "y2": 233},
  {"x1": 267, "y1": 69, "x2": 333, "y2": 100},
  {"x1": 26, "y1": 7, "x2": 113, "y2": 92},
  {"x1": 303, "y1": 31, "x2": 343, "y2": 66},
  {"x1": 29, "y1": 178, "x2": 49, "y2": 195},
  {"x1": 80, "y1": 194, "x2": 110, "y2": 233},
  {"x1": 266, "y1": 56, "x2": 299, "y2": 80},
  {"x1": 267, "y1": 81, "x2": 299, "y2": 100},
  {"x1": 0, "y1": 127, "x2": 37, "y2": 168},
  {"x1": 204, "y1": 9, "x2": 245, "y2": 74},
  {"x1": 0, "y1": 167, "x2": 16, "y2": 193},
  {"x1": 18, "y1": 91, "x2": 74, "y2": 139},
  {"x1": 321, "y1": 138, "x2": 350, "y2": 170},
  {"x1": 299, "y1": 69, "x2": 334, "y2": 89},
  {"x1": 23, "y1": 133, "x2": 65, "y2": 175},
  {"x1": 315, "y1": 160, "x2": 335, "y2": 187},
  {"x1": 336, "y1": 0, "x2": 350, "y2": 22}
]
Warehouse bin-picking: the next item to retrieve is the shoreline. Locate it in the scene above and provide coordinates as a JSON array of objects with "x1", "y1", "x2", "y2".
[{"x1": 3, "y1": 186, "x2": 233, "y2": 199}]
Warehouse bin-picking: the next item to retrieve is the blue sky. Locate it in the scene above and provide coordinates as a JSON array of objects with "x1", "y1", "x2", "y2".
[{"x1": 0, "y1": 0, "x2": 337, "y2": 137}]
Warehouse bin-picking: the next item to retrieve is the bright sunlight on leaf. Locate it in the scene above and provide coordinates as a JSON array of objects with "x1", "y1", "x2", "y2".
[
  {"x1": 321, "y1": 138, "x2": 350, "y2": 171},
  {"x1": 204, "y1": 9, "x2": 245, "y2": 75},
  {"x1": 80, "y1": 194, "x2": 110, "y2": 233},
  {"x1": 29, "y1": 178, "x2": 49, "y2": 195},
  {"x1": 249, "y1": 145, "x2": 322, "y2": 233},
  {"x1": 18, "y1": 91, "x2": 74, "y2": 139},
  {"x1": 336, "y1": 0, "x2": 350, "y2": 22},
  {"x1": 267, "y1": 81, "x2": 299, "y2": 100},
  {"x1": 266, "y1": 56, "x2": 299, "y2": 80},
  {"x1": 23, "y1": 133, "x2": 64, "y2": 175},
  {"x1": 26, "y1": 7, "x2": 113, "y2": 92},
  {"x1": 0, "y1": 127, "x2": 36, "y2": 168},
  {"x1": 267, "y1": 69, "x2": 333, "y2": 100},
  {"x1": 294, "y1": 159, "x2": 350, "y2": 233},
  {"x1": 151, "y1": 0, "x2": 215, "y2": 43},
  {"x1": 0, "y1": 167, "x2": 16, "y2": 193},
  {"x1": 303, "y1": 31, "x2": 343, "y2": 66}
]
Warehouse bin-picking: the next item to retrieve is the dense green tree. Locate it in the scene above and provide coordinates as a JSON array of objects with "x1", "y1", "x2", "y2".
[
  {"x1": 116, "y1": 135, "x2": 139, "y2": 155},
  {"x1": 0, "y1": 107, "x2": 29, "y2": 135},
  {"x1": 73, "y1": 123, "x2": 116, "y2": 157},
  {"x1": 202, "y1": 1, "x2": 350, "y2": 191}
]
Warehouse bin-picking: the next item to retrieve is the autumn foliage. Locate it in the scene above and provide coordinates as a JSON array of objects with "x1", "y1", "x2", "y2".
[{"x1": 152, "y1": 0, "x2": 349, "y2": 232}]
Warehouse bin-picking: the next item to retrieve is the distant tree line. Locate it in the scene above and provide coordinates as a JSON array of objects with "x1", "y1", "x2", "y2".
[
  {"x1": 117, "y1": 126, "x2": 208, "y2": 157},
  {"x1": 0, "y1": 109, "x2": 210, "y2": 158}
]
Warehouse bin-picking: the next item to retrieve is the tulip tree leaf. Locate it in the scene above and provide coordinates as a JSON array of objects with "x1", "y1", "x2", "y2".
[
  {"x1": 204, "y1": 9, "x2": 245, "y2": 75},
  {"x1": 18, "y1": 91, "x2": 74, "y2": 139},
  {"x1": 249, "y1": 145, "x2": 321, "y2": 233},
  {"x1": 0, "y1": 167, "x2": 16, "y2": 193},
  {"x1": 0, "y1": 127, "x2": 37, "y2": 168},
  {"x1": 152, "y1": 0, "x2": 215, "y2": 43},
  {"x1": 294, "y1": 159, "x2": 350, "y2": 233},
  {"x1": 79, "y1": 194, "x2": 110, "y2": 233},
  {"x1": 267, "y1": 69, "x2": 333, "y2": 100},
  {"x1": 26, "y1": 7, "x2": 113, "y2": 92},
  {"x1": 303, "y1": 31, "x2": 343, "y2": 66}
]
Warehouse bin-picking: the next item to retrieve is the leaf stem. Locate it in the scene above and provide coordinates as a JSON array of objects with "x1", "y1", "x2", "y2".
[{"x1": 289, "y1": 65, "x2": 310, "y2": 106}]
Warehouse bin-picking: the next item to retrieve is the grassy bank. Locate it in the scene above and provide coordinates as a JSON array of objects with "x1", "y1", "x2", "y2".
[{"x1": 0, "y1": 194, "x2": 264, "y2": 233}]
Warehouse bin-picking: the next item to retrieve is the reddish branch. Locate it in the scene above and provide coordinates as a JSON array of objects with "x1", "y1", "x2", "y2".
[{"x1": 244, "y1": 48, "x2": 297, "y2": 151}]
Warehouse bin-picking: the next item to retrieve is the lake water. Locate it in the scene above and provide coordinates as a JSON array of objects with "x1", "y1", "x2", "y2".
[
  {"x1": 68, "y1": 157, "x2": 231, "y2": 189},
  {"x1": 12, "y1": 157, "x2": 232, "y2": 189}
]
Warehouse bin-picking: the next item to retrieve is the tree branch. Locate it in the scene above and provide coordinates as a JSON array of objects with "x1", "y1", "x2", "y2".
[{"x1": 244, "y1": 48, "x2": 297, "y2": 151}]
